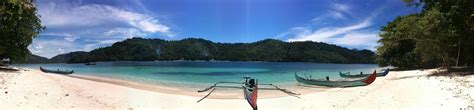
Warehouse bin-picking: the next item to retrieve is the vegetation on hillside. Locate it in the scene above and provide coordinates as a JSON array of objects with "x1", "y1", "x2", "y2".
[
  {"x1": 50, "y1": 38, "x2": 375, "y2": 64},
  {"x1": 15, "y1": 54, "x2": 49, "y2": 64},
  {"x1": 376, "y1": 0, "x2": 474, "y2": 70}
]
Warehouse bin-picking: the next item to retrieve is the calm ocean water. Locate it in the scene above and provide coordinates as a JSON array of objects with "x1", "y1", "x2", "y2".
[{"x1": 16, "y1": 61, "x2": 382, "y2": 88}]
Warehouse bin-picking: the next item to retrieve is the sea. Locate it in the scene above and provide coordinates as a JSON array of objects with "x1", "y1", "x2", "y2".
[{"x1": 15, "y1": 61, "x2": 383, "y2": 88}]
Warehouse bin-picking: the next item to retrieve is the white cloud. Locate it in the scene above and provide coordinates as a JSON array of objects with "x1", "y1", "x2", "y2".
[
  {"x1": 28, "y1": 39, "x2": 75, "y2": 58},
  {"x1": 64, "y1": 36, "x2": 80, "y2": 42},
  {"x1": 329, "y1": 11, "x2": 345, "y2": 19},
  {"x1": 334, "y1": 31, "x2": 380, "y2": 51},
  {"x1": 283, "y1": 16, "x2": 379, "y2": 51},
  {"x1": 333, "y1": 3, "x2": 350, "y2": 14},
  {"x1": 280, "y1": 2, "x2": 384, "y2": 51},
  {"x1": 311, "y1": 3, "x2": 352, "y2": 23},
  {"x1": 136, "y1": 19, "x2": 170, "y2": 33},
  {"x1": 40, "y1": 33, "x2": 72, "y2": 37},
  {"x1": 28, "y1": 37, "x2": 123, "y2": 58},
  {"x1": 103, "y1": 28, "x2": 144, "y2": 38},
  {"x1": 274, "y1": 27, "x2": 311, "y2": 39},
  {"x1": 335, "y1": 31, "x2": 378, "y2": 46},
  {"x1": 110, "y1": 6, "x2": 171, "y2": 34},
  {"x1": 29, "y1": 44, "x2": 43, "y2": 55},
  {"x1": 31, "y1": 1, "x2": 174, "y2": 58},
  {"x1": 99, "y1": 39, "x2": 121, "y2": 44},
  {"x1": 40, "y1": 4, "x2": 172, "y2": 35},
  {"x1": 287, "y1": 19, "x2": 371, "y2": 42}
]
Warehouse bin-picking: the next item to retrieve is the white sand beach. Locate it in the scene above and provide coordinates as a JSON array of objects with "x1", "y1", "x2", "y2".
[{"x1": 1, "y1": 68, "x2": 473, "y2": 110}]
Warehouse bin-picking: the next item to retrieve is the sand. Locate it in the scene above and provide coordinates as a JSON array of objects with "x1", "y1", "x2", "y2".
[{"x1": 1, "y1": 67, "x2": 473, "y2": 110}]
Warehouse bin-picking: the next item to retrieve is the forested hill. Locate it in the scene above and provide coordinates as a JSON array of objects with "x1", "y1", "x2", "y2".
[
  {"x1": 15, "y1": 54, "x2": 50, "y2": 64},
  {"x1": 47, "y1": 38, "x2": 375, "y2": 64}
]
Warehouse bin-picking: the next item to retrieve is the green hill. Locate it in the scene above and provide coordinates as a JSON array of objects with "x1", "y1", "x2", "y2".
[
  {"x1": 49, "y1": 37, "x2": 375, "y2": 64},
  {"x1": 15, "y1": 54, "x2": 50, "y2": 64}
]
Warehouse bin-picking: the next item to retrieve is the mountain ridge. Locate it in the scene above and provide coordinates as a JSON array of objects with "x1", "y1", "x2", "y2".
[{"x1": 25, "y1": 37, "x2": 375, "y2": 64}]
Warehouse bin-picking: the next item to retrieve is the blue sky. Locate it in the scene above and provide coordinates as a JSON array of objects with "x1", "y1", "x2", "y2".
[{"x1": 30, "y1": 0, "x2": 421, "y2": 58}]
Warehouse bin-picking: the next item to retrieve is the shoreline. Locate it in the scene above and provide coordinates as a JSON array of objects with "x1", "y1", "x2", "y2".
[
  {"x1": 1, "y1": 67, "x2": 472, "y2": 109},
  {"x1": 54, "y1": 71, "x2": 332, "y2": 99},
  {"x1": 17, "y1": 60, "x2": 378, "y2": 66}
]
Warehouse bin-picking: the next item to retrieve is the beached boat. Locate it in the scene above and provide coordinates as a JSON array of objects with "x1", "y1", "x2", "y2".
[
  {"x1": 339, "y1": 72, "x2": 370, "y2": 78},
  {"x1": 197, "y1": 77, "x2": 299, "y2": 110},
  {"x1": 296, "y1": 70, "x2": 377, "y2": 87},
  {"x1": 84, "y1": 62, "x2": 96, "y2": 65},
  {"x1": 39, "y1": 67, "x2": 73, "y2": 74},
  {"x1": 376, "y1": 68, "x2": 390, "y2": 77},
  {"x1": 339, "y1": 68, "x2": 390, "y2": 78},
  {"x1": 244, "y1": 78, "x2": 258, "y2": 110},
  {"x1": 0, "y1": 66, "x2": 19, "y2": 71}
]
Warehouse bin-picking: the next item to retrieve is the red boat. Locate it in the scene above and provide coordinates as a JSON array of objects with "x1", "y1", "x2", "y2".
[{"x1": 197, "y1": 77, "x2": 299, "y2": 110}]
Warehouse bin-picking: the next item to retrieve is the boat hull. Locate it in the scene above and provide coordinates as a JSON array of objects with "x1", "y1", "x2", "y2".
[
  {"x1": 339, "y1": 69, "x2": 390, "y2": 78},
  {"x1": 376, "y1": 69, "x2": 390, "y2": 77},
  {"x1": 296, "y1": 70, "x2": 377, "y2": 87},
  {"x1": 244, "y1": 79, "x2": 258, "y2": 110},
  {"x1": 40, "y1": 67, "x2": 73, "y2": 74},
  {"x1": 339, "y1": 72, "x2": 370, "y2": 78},
  {"x1": 84, "y1": 62, "x2": 96, "y2": 65}
]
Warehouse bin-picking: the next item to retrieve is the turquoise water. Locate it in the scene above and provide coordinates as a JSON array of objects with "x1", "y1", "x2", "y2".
[{"x1": 15, "y1": 61, "x2": 382, "y2": 88}]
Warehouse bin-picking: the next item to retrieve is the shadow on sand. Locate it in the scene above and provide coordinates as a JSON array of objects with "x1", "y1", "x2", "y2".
[
  {"x1": 389, "y1": 74, "x2": 428, "y2": 80},
  {"x1": 297, "y1": 84, "x2": 331, "y2": 89},
  {"x1": 428, "y1": 67, "x2": 474, "y2": 77}
]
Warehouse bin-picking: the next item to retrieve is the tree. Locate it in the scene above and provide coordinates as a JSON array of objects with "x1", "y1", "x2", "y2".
[
  {"x1": 376, "y1": 15, "x2": 424, "y2": 69},
  {"x1": 377, "y1": 0, "x2": 474, "y2": 70},
  {"x1": 0, "y1": 0, "x2": 44, "y2": 61},
  {"x1": 415, "y1": 7, "x2": 454, "y2": 70}
]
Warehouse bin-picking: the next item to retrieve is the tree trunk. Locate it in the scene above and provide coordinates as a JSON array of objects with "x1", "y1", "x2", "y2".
[
  {"x1": 443, "y1": 54, "x2": 451, "y2": 71},
  {"x1": 455, "y1": 38, "x2": 461, "y2": 67}
]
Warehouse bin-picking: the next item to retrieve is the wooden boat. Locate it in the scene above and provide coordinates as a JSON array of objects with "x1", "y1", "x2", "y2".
[
  {"x1": 339, "y1": 72, "x2": 369, "y2": 78},
  {"x1": 376, "y1": 68, "x2": 390, "y2": 77},
  {"x1": 296, "y1": 70, "x2": 377, "y2": 87},
  {"x1": 197, "y1": 77, "x2": 299, "y2": 110},
  {"x1": 39, "y1": 67, "x2": 73, "y2": 74},
  {"x1": 84, "y1": 62, "x2": 96, "y2": 65},
  {"x1": 0, "y1": 66, "x2": 19, "y2": 71},
  {"x1": 244, "y1": 78, "x2": 258, "y2": 110},
  {"x1": 339, "y1": 68, "x2": 390, "y2": 78}
]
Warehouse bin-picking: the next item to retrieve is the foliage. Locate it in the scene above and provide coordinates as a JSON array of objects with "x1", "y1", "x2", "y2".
[
  {"x1": 376, "y1": 0, "x2": 474, "y2": 70},
  {"x1": 0, "y1": 0, "x2": 44, "y2": 61},
  {"x1": 49, "y1": 38, "x2": 376, "y2": 64},
  {"x1": 51, "y1": 51, "x2": 89, "y2": 63},
  {"x1": 15, "y1": 54, "x2": 49, "y2": 64}
]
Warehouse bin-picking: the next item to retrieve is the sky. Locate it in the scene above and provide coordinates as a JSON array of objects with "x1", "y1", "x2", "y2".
[{"x1": 29, "y1": 0, "x2": 421, "y2": 58}]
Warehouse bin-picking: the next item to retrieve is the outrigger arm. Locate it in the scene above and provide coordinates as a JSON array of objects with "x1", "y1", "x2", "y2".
[
  {"x1": 197, "y1": 81, "x2": 244, "y2": 103},
  {"x1": 197, "y1": 81, "x2": 301, "y2": 103},
  {"x1": 197, "y1": 88, "x2": 216, "y2": 102},
  {"x1": 197, "y1": 81, "x2": 244, "y2": 92},
  {"x1": 258, "y1": 83, "x2": 301, "y2": 98}
]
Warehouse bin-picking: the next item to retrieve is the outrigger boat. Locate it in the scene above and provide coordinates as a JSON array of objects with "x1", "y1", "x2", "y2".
[
  {"x1": 84, "y1": 62, "x2": 96, "y2": 65},
  {"x1": 339, "y1": 71, "x2": 368, "y2": 78},
  {"x1": 339, "y1": 68, "x2": 390, "y2": 78},
  {"x1": 296, "y1": 70, "x2": 377, "y2": 87},
  {"x1": 40, "y1": 67, "x2": 74, "y2": 74},
  {"x1": 375, "y1": 68, "x2": 390, "y2": 77},
  {"x1": 197, "y1": 77, "x2": 300, "y2": 110}
]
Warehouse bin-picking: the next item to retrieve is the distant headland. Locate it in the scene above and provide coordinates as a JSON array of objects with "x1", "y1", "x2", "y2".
[{"x1": 22, "y1": 38, "x2": 375, "y2": 64}]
